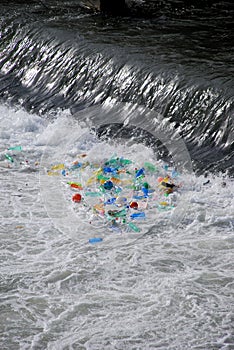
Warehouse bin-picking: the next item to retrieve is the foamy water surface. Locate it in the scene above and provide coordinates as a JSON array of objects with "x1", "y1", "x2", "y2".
[{"x1": 0, "y1": 104, "x2": 233, "y2": 350}]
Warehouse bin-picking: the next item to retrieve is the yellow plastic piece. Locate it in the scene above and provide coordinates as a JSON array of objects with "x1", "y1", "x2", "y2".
[
  {"x1": 159, "y1": 201, "x2": 168, "y2": 206},
  {"x1": 51, "y1": 164, "x2": 65, "y2": 170},
  {"x1": 47, "y1": 171, "x2": 59, "y2": 176}
]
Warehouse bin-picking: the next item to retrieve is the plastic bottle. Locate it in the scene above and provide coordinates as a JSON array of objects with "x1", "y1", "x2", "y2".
[
  {"x1": 8, "y1": 146, "x2": 22, "y2": 151},
  {"x1": 5, "y1": 154, "x2": 14, "y2": 162},
  {"x1": 89, "y1": 237, "x2": 103, "y2": 244},
  {"x1": 85, "y1": 192, "x2": 102, "y2": 197},
  {"x1": 135, "y1": 168, "x2": 145, "y2": 178},
  {"x1": 51, "y1": 164, "x2": 65, "y2": 170},
  {"x1": 128, "y1": 222, "x2": 141, "y2": 232},
  {"x1": 141, "y1": 186, "x2": 149, "y2": 197},
  {"x1": 130, "y1": 212, "x2": 146, "y2": 219}
]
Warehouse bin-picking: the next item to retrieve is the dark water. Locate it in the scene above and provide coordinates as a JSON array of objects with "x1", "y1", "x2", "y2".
[{"x1": 0, "y1": 0, "x2": 233, "y2": 175}]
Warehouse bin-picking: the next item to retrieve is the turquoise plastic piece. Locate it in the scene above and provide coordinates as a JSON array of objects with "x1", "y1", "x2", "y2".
[
  {"x1": 128, "y1": 222, "x2": 141, "y2": 232},
  {"x1": 85, "y1": 192, "x2": 102, "y2": 197},
  {"x1": 8, "y1": 146, "x2": 22, "y2": 151},
  {"x1": 5, "y1": 154, "x2": 14, "y2": 162}
]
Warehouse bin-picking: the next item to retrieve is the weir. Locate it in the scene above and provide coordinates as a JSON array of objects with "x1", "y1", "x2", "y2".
[{"x1": 81, "y1": 0, "x2": 233, "y2": 16}]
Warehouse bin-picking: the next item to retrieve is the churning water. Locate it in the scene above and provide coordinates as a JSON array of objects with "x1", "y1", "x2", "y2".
[{"x1": 0, "y1": 1, "x2": 233, "y2": 349}]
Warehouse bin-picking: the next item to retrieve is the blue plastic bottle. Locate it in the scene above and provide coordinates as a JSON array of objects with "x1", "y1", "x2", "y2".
[
  {"x1": 135, "y1": 168, "x2": 145, "y2": 178},
  {"x1": 89, "y1": 238, "x2": 103, "y2": 244},
  {"x1": 130, "y1": 212, "x2": 146, "y2": 219}
]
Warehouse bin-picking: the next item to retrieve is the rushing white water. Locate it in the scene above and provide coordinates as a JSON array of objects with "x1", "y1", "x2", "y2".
[{"x1": 0, "y1": 103, "x2": 233, "y2": 350}]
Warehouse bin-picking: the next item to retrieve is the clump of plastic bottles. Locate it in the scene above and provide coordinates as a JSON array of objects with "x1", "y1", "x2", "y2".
[{"x1": 47, "y1": 153, "x2": 182, "y2": 238}]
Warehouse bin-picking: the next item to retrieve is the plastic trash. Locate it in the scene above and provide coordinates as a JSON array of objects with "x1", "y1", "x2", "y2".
[
  {"x1": 93, "y1": 203, "x2": 105, "y2": 215},
  {"x1": 171, "y1": 170, "x2": 178, "y2": 178},
  {"x1": 133, "y1": 195, "x2": 145, "y2": 200},
  {"x1": 51, "y1": 164, "x2": 65, "y2": 170},
  {"x1": 130, "y1": 212, "x2": 146, "y2": 219},
  {"x1": 144, "y1": 162, "x2": 157, "y2": 172},
  {"x1": 103, "y1": 180, "x2": 113, "y2": 190},
  {"x1": 120, "y1": 158, "x2": 132, "y2": 165},
  {"x1": 130, "y1": 201, "x2": 138, "y2": 209},
  {"x1": 85, "y1": 192, "x2": 102, "y2": 197},
  {"x1": 97, "y1": 174, "x2": 110, "y2": 182},
  {"x1": 47, "y1": 170, "x2": 59, "y2": 176},
  {"x1": 70, "y1": 162, "x2": 82, "y2": 170},
  {"x1": 5, "y1": 154, "x2": 14, "y2": 162},
  {"x1": 103, "y1": 167, "x2": 116, "y2": 174},
  {"x1": 107, "y1": 208, "x2": 126, "y2": 218},
  {"x1": 105, "y1": 198, "x2": 116, "y2": 205},
  {"x1": 128, "y1": 222, "x2": 141, "y2": 232},
  {"x1": 135, "y1": 168, "x2": 145, "y2": 178},
  {"x1": 45, "y1": 152, "x2": 182, "y2": 234},
  {"x1": 68, "y1": 182, "x2": 83, "y2": 190},
  {"x1": 142, "y1": 182, "x2": 149, "y2": 189},
  {"x1": 8, "y1": 146, "x2": 22, "y2": 151},
  {"x1": 141, "y1": 186, "x2": 149, "y2": 197},
  {"x1": 116, "y1": 196, "x2": 127, "y2": 205},
  {"x1": 89, "y1": 237, "x2": 103, "y2": 244},
  {"x1": 72, "y1": 193, "x2": 82, "y2": 202}
]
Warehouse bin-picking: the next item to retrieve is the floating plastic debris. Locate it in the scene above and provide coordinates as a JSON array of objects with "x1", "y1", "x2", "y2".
[
  {"x1": 5, "y1": 154, "x2": 14, "y2": 163},
  {"x1": 72, "y1": 193, "x2": 82, "y2": 202},
  {"x1": 8, "y1": 146, "x2": 22, "y2": 151},
  {"x1": 45, "y1": 153, "x2": 181, "y2": 239},
  {"x1": 51, "y1": 164, "x2": 65, "y2": 170},
  {"x1": 128, "y1": 222, "x2": 141, "y2": 232},
  {"x1": 89, "y1": 237, "x2": 103, "y2": 244},
  {"x1": 130, "y1": 212, "x2": 146, "y2": 219}
]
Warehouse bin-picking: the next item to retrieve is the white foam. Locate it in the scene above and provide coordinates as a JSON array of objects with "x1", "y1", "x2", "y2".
[{"x1": 1, "y1": 103, "x2": 233, "y2": 350}]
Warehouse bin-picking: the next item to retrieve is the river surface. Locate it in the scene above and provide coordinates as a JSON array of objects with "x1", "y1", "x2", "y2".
[{"x1": 0, "y1": 1, "x2": 233, "y2": 349}]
